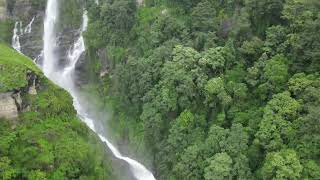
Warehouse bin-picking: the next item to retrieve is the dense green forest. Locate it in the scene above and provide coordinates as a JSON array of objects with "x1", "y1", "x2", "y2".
[
  {"x1": 83, "y1": 0, "x2": 320, "y2": 179},
  {"x1": 0, "y1": 44, "x2": 115, "y2": 179}
]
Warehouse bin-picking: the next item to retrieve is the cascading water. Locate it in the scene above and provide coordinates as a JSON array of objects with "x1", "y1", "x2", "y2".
[
  {"x1": 43, "y1": 0, "x2": 58, "y2": 77},
  {"x1": 24, "y1": 17, "x2": 35, "y2": 34},
  {"x1": 12, "y1": 18, "x2": 35, "y2": 53},
  {"x1": 12, "y1": 22, "x2": 21, "y2": 52},
  {"x1": 42, "y1": 1, "x2": 155, "y2": 180}
]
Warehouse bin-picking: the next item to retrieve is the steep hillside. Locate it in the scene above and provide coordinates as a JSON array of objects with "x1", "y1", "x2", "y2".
[
  {"x1": 82, "y1": 0, "x2": 320, "y2": 179},
  {"x1": 0, "y1": 44, "x2": 116, "y2": 179}
]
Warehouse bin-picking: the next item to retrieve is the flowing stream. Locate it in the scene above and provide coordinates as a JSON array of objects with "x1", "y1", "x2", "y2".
[{"x1": 41, "y1": 0, "x2": 156, "y2": 180}]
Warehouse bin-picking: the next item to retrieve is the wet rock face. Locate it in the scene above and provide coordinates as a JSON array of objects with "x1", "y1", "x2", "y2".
[
  {"x1": 7, "y1": 0, "x2": 45, "y2": 60},
  {"x1": 74, "y1": 48, "x2": 111, "y2": 86},
  {"x1": 7, "y1": 0, "x2": 88, "y2": 86},
  {"x1": 7, "y1": 0, "x2": 83, "y2": 65},
  {"x1": 7, "y1": 0, "x2": 82, "y2": 63},
  {"x1": 19, "y1": 15, "x2": 45, "y2": 60},
  {"x1": 9, "y1": 0, "x2": 32, "y2": 20},
  {"x1": 0, "y1": 92, "x2": 19, "y2": 119},
  {"x1": 74, "y1": 51, "x2": 87, "y2": 86},
  {"x1": 56, "y1": 28, "x2": 80, "y2": 68}
]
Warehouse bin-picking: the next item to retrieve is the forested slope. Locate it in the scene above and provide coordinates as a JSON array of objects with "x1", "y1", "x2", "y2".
[
  {"x1": 82, "y1": 0, "x2": 320, "y2": 179},
  {"x1": 0, "y1": 44, "x2": 116, "y2": 179}
]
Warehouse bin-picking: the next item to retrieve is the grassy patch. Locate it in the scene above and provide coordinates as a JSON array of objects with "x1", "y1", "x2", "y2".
[
  {"x1": 0, "y1": 44, "x2": 41, "y2": 92},
  {"x1": 0, "y1": 20, "x2": 14, "y2": 44}
]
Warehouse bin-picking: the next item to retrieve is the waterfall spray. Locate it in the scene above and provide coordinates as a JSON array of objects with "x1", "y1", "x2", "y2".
[
  {"x1": 42, "y1": 1, "x2": 156, "y2": 179},
  {"x1": 43, "y1": 0, "x2": 59, "y2": 77}
]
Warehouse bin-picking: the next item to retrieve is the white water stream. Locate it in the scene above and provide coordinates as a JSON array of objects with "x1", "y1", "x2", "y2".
[
  {"x1": 12, "y1": 22, "x2": 21, "y2": 52},
  {"x1": 42, "y1": 1, "x2": 155, "y2": 180},
  {"x1": 12, "y1": 17, "x2": 35, "y2": 53},
  {"x1": 24, "y1": 17, "x2": 35, "y2": 34}
]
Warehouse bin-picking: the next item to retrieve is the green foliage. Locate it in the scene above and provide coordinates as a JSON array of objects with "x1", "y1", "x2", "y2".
[
  {"x1": 191, "y1": 1, "x2": 216, "y2": 32},
  {"x1": 0, "y1": 157, "x2": 16, "y2": 180},
  {"x1": 288, "y1": 73, "x2": 314, "y2": 96},
  {"x1": 82, "y1": 0, "x2": 320, "y2": 179},
  {"x1": 256, "y1": 91, "x2": 300, "y2": 151},
  {"x1": 204, "y1": 153, "x2": 232, "y2": 180},
  {"x1": 0, "y1": 20, "x2": 14, "y2": 44},
  {"x1": 85, "y1": 0, "x2": 136, "y2": 48},
  {"x1": 173, "y1": 144, "x2": 204, "y2": 179},
  {"x1": 200, "y1": 47, "x2": 226, "y2": 75},
  {"x1": 282, "y1": 0, "x2": 320, "y2": 72},
  {"x1": 0, "y1": 45, "x2": 116, "y2": 179},
  {"x1": 205, "y1": 77, "x2": 224, "y2": 95},
  {"x1": 263, "y1": 26, "x2": 289, "y2": 56},
  {"x1": 0, "y1": 44, "x2": 41, "y2": 92},
  {"x1": 245, "y1": 0, "x2": 285, "y2": 36},
  {"x1": 263, "y1": 55, "x2": 289, "y2": 88},
  {"x1": 240, "y1": 37, "x2": 264, "y2": 64},
  {"x1": 302, "y1": 160, "x2": 320, "y2": 179},
  {"x1": 261, "y1": 149, "x2": 303, "y2": 180},
  {"x1": 31, "y1": 82, "x2": 76, "y2": 117},
  {"x1": 59, "y1": 0, "x2": 83, "y2": 28}
]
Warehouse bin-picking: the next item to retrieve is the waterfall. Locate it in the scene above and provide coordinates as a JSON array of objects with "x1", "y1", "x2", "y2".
[
  {"x1": 24, "y1": 17, "x2": 35, "y2": 34},
  {"x1": 12, "y1": 17, "x2": 35, "y2": 53},
  {"x1": 12, "y1": 22, "x2": 21, "y2": 52},
  {"x1": 43, "y1": 0, "x2": 59, "y2": 77},
  {"x1": 34, "y1": 50, "x2": 44, "y2": 63},
  {"x1": 62, "y1": 11, "x2": 88, "y2": 80},
  {"x1": 42, "y1": 1, "x2": 156, "y2": 180}
]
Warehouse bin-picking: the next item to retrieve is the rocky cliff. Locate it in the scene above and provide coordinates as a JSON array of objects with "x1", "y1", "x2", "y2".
[
  {"x1": 0, "y1": 92, "x2": 19, "y2": 119},
  {"x1": 4, "y1": 0, "x2": 84, "y2": 66},
  {"x1": 5, "y1": 0, "x2": 44, "y2": 59},
  {"x1": 0, "y1": 43, "x2": 40, "y2": 119}
]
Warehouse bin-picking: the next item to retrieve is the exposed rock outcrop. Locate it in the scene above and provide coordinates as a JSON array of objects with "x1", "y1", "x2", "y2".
[
  {"x1": 6, "y1": 0, "x2": 85, "y2": 69},
  {"x1": 57, "y1": 29, "x2": 81, "y2": 68},
  {"x1": 0, "y1": 67, "x2": 39, "y2": 120},
  {"x1": 6, "y1": 0, "x2": 45, "y2": 60},
  {"x1": 0, "y1": 92, "x2": 19, "y2": 119}
]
